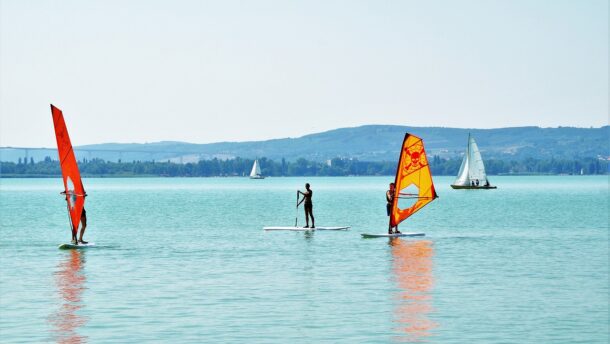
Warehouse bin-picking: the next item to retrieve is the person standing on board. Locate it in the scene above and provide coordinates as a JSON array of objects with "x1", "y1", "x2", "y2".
[
  {"x1": 297, "y1": 183, "x2": 315, "y2": 228},
  {"x1": 386, "y1": 183, "x2": 401, "y2": 234}
]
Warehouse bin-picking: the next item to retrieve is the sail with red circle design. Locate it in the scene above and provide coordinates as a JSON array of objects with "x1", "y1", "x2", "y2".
[
  {"x1": 390, "y1": 133, "x2": 438, "y2": 228},
  {"x1": 51, "y1": 104, "x2": 86, "y2": 237}
]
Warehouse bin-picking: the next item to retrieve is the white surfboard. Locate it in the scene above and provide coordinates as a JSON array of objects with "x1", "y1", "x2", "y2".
[
  {"x1": 58, "y1": 242, "x2": 96, "y2": 249},
  {"x1": 361, "y1": 233, "x2": 425, "y2": 238},
  {"x1": 264, "y1": 226, "x2": 350, "y2": 231}
]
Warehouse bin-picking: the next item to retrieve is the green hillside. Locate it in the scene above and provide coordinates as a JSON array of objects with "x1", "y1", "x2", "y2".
[{"x1": 1, "y1": 125, "x2": 608, "y2": 163}]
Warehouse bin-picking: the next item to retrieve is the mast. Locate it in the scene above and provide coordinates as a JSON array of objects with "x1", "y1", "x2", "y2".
[
  {"x1": 467, "y1": 133, "x2": 472, "y2": 184},
  {"x1": 389, "y1": 135, "x2": 409, "y2": 229}
]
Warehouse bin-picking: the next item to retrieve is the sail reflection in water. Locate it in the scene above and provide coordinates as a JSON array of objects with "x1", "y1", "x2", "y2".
[
  {"x1": 49, "y1": 250, "x2": 88, "y2": 344},
  {"x1": 390, "y1": 239, "x2": 436, "y2": 342}
]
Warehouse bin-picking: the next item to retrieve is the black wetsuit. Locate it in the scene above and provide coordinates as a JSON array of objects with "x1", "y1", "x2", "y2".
[{"x1": 386, "y1": 190, "x2": 393, "y2": 216}]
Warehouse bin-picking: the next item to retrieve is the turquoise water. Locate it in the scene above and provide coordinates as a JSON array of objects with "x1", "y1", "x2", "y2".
[{"x1": 0, "y1": 176, "x2": 608, "y2": 343}]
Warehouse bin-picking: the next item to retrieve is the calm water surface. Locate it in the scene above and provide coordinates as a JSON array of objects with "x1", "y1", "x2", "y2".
[{"x1": 0, "y1": 176, "x2": 608, "y2": 343}]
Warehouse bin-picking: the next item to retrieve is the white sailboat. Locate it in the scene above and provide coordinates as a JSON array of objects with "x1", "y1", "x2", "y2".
[
  {"x1": 451, "y1": 134, "x2": 496, "y2": 189},
  {"x1": 249, "y1": 159, "x2": 265, "y2": 179}
]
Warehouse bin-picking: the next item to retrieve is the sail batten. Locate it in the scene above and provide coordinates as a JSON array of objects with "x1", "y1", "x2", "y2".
[
  {"x1": 390, "y1": 133, "x2": 438, "y2": 228},
  {"x1": 51, "y1": 105, "x2": 86, "y2": 237}
]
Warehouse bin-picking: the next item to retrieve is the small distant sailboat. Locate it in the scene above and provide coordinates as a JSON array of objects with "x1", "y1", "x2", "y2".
[
  {"x1": 362, "y1": 133, "x2": 438, "y2": 238},
  {"x1": 51, "y1": 105, "x2": 92, "y2": 249},
  {"x1": 451, "y1": 134, "x2": 496, "y2": 189},
  {"x1": 249, "y1": 159, "x2": 265, "y2": 179}
]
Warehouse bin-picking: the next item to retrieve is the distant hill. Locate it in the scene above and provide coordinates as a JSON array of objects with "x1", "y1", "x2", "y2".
[{"x1": 1, "y1": 125, "x2": 608, "y2": 163}]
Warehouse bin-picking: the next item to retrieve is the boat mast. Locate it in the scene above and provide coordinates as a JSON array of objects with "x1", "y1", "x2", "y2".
[
  {"x1": 390, "y1": 134, "x2": 408, "y2": 229},
  {"x1": 467, "y1": 133, "x2": 471, "y2": 184}
]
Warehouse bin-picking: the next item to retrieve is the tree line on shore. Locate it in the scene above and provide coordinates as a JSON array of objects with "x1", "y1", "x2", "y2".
[{"x1": 1, "y1": 155, "x2": 607, "y2": 177}]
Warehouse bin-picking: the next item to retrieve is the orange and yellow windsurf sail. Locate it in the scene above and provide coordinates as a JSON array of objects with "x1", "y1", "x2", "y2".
[
  {"x1": 51, "y1": 105, "x2": 86, "y2": 238},
  {"x1": 390, "y1": 133, "x2": 438, "y2": 228}
]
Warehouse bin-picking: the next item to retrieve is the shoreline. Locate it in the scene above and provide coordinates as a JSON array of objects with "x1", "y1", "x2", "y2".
[{"x1": 1, "y1": 173, "x2": 607, "y2": 178}]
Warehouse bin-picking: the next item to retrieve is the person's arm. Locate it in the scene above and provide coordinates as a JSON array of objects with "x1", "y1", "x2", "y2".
[{"x1": 297, "y1": 196, "x2": 304, "y2": 207}]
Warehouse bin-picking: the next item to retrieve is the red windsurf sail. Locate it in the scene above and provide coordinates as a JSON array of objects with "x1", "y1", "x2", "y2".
[
  {"x1": 390, "y1": 133, "x2": 438, "y2": 228},
  {"x1": 51, "y1": 105, "x2": 86, "y2": 238}
]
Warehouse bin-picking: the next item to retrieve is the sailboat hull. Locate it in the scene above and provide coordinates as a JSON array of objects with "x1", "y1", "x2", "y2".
[
  {"x1": 249, "y1": 176, "x2": 265, "y2": 179},
  {"x1": 450, "y1": 185, "x2": 497, "y2": 189}
]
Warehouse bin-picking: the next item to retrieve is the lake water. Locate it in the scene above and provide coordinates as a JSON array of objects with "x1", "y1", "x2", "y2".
[{"x1": 0, "y1": 176, "x2": 608, "y2": 343}]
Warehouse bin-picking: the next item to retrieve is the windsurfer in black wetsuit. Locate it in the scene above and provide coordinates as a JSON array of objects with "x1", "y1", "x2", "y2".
[
  {"x1": 386, "y1": 183, "x2": 401, "y2": 234},
  {"x1": 297, "y1": 183, "x2": 315, "y2": 228}
]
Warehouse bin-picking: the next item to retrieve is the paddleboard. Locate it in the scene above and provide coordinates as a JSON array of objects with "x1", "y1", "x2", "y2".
[
  {"x1": 361, "y1": 233, "x2": 425, "y2": 238},
  {"x1": 58, "y1": 242, "x2": 96, "y2": 249},
  {"x1": 264, "y1": 226, "x2": 350, "y2": 231}
]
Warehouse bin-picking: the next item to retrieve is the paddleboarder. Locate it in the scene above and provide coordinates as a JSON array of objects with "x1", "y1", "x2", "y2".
[
  {"x1": 387, "y1": 183, "x2": 401, "y2": 234},
  {"x1": 297, "y1": 183, "x2": 315, "y2": 228}
]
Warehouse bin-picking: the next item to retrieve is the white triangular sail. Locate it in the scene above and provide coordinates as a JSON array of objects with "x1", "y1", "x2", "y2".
[
  {"x1": 467, "y1": 136, "x2": 487, "y2": 182},
  {"x1": 250, "y1": 159, "x2": 263, "y2": 178},
  {"x1": 452, "y1": 134, "x2": 489, "y2": 186},
  {"x1": 454, "y1": 148, "x2": 470, "y2": 186}
]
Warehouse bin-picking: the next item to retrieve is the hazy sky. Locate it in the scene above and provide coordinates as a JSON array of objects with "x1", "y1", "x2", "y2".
[{"x1": 0, "y1": 0, "x2": 607, "y2": 147}]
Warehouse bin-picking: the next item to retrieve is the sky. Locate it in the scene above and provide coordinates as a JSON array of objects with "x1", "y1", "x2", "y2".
[{"x1": 0, "y1": 0, "x2": 607, "y2": 147}]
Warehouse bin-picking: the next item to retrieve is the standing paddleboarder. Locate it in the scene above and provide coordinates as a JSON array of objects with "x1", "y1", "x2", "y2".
[{"x1": 297, "y1": 183, "x2": 315, "y2": 228}]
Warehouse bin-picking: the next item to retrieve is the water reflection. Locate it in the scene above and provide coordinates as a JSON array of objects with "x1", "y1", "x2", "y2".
[
  {"x1": 49, "y1": 249, "x2": 88, "y2": 343},
  {"x1": 303, "y1": 230, "x2": 315, "y2": 240},
  {"x1": 389, "y1": 238, "x2": 436, "y2": 342}
]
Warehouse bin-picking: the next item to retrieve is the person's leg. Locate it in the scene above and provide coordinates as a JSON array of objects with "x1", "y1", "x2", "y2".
[
  {"x1": 303, "y1": 206, "x2": 309, "y2": 227},
  {"x1": 79, "y1": 215, "x2": 88, "y2": 243},
  {"x1": 309, "y1": 205, "x2": 315, "y2": 228},
  {"x1": 387, "y1": 204, "x2": 392, "y2": 233}
]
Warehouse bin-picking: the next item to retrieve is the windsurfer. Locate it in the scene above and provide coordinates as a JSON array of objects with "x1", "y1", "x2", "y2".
[
  {"x1": 297, "y1": 183, "x2": 315, "y2": 228},
  {"x1": 386, "y1": 183, "x2": 401, "y2": 234}
]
